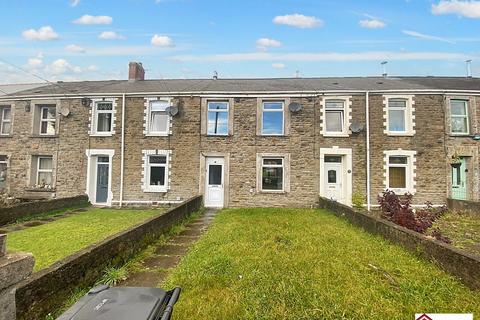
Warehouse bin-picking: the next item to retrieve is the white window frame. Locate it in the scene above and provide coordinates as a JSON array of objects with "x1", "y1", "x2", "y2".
[
  {"x1": 39, "y1": 105, "x2": 56, "y2": 136},
  {"x1": 0, "y1": 155, "x2": 8, "y2": 190},
  {"x1": 90, "y1": 98, "x2": 116, "y2": 136},
  {"x1": 0, "y1": 106, "x2": 12, "y2": 136},
  {"x1": 383, "y1": 150, "x2": 416, "y2": 194},
  {"x1": 144, "y1": 97, "x2": 172, "y2": 136},
  {"x1": 261, "y1": 101, "x2": 285, "y2": 136},
  {"x1": 35, "y1": 156, "x2": 54, "y2": 187},
  {"x1": 450, "y1": 99, "x2": 470, "y2": 135},
  {"x1": 142, "y1": 150, "x2": 171, "y2": 193},
  {"x1": 207, "y1": 101, "x2": 229, "y2": 136},
  {"x1": 321, "y1": 97, "x2": 352, "y2": 137},
  {"x1": 260, "y1": 156, "x2": 285, "y2": 192},
  {"x1": 383, "y1": 95, "x2": 415, "y2": 136}
]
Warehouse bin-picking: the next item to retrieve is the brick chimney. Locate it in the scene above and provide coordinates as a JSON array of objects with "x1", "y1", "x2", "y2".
[{"x1": 128, "y1": 62, "x2": 145, "y2": 81}]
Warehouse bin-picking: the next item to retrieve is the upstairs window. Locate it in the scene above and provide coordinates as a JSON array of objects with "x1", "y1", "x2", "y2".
[
  {"x1": 261, "y1": 157, "x2": 284, "y2": 191},
  {"x1": 0, "y1": 106, "x2": 11, "y2": 135},
  {"x1": 384, "y1": 96, "x2": 415, "y2": 136},
  {"x1": 262, "y1": 102, "x2": 284, "y2": 135},
  {"x1": 39, "y1": 105, "x2": 56, "y2": 135},
  {"x1": 148, "y1": 99, "x2": 170, "y2": 135},
  {"x1": 450, "y1": 100, "x2": 469, "y2": 135},
  {"x1": 388, "y1": 99, "x2": 407, "y2": 132},
  {"x1": 207, "y1": 101, "x2": 229, "y2": 135},
  {"x1": 325, "y1": 100, "x2": 345, "y2": 133},
  {"x1": 95, "y1": 101, "x2": 113, "y2": 133}
]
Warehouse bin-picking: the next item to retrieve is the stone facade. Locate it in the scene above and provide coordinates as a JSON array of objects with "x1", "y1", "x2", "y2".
[{"x1": 1, "y1": 89, "x2": 479, "y2": 208}]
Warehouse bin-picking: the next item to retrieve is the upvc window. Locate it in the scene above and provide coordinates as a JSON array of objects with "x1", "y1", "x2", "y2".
[
  {"x1": 384, "y1": 150, "x2": 416, "y2": 194},
  {"x1": 388, "y1": 156, "x2": 408, "y2": 190},
  {"x1": 0, "y1": 106, "x2": 11, "y2": 135},
  {"x1": 450, "y1": 100, "x2": 469, "y2": 135},
  {"x1": 262, "y1": 102, "x2": 284, "y2": 135},
  {"x1": 388, "y1": 98, "x2": 407, "y2": 133},
  {"x1": 261, "y1": 157, "x2": 284, "y2": 191},
  {"x1": 36, "y1": 156, "x2": 53, "y2": 187},
  {"x1": 207, "y1": 101, "x2": 229, "y2": 135},
  {"x1": 0, "y1": 155, "x2": 7, "y2": 191},
  {"x1": 325, "y1": 100, "x2": 345, "y2": 133},
  {"x1": 39, "y1": 106, "x2": 56, "y2": 135},
  {"x1": 94, "y1": 101, "x2": 113, "y2": 134},
  {"x1": 148, "y1": 100, "x2": 170, "y2": 135},
  {"x1": 146, "y1": 154, "x2": 168, "y2": 192}
]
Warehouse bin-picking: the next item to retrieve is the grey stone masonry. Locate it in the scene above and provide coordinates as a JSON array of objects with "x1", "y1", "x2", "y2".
[{"x1": 0, "y1": 235, "x2": 34, "y2": 320}]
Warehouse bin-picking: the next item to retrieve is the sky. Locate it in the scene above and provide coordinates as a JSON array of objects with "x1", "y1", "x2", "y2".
[{"x1": 0, "y1": 0, "x2": 480, "y2": 84}]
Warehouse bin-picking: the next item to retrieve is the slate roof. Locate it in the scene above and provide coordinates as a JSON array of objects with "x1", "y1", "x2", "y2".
[
  {"x1": 0, "y1": 83, "x2": 45, "y2": 97},
  {"x1": 4, "y1": 77, "x2": 480, "y2": 97}
]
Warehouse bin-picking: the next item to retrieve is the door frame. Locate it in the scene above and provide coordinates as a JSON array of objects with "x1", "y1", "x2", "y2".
[
  {"x1": 451, "y1": 157, "x2": 467, "y2": 200},
  {"x1": 199, "y1": 152, "x2": 230, "y2": 207},
  {"x1": 86, "y1": 149, "x2": 114, "y2": 206},
  {"x1": 320, "y1": 147, "x2": 352, "y2": 206}
]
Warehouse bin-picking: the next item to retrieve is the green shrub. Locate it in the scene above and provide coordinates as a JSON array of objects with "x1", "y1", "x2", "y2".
[{"x1": 98, "y1": 266, "x2": 128, "y2": 286}]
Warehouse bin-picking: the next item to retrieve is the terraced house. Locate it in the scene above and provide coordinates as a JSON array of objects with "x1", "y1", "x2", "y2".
[{"x1": 0, "y1": 62, "x2": 479, "y2": 208}]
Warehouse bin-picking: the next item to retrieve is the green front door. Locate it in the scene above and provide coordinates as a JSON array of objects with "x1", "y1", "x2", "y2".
[{"x1": 451, "y1": 157, "x2": 467, "y2": 200}]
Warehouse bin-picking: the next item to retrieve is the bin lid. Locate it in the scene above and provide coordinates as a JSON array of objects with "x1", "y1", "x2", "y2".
[{"x1": 58, "y1": 286, "x2": 168, "y2": 320}]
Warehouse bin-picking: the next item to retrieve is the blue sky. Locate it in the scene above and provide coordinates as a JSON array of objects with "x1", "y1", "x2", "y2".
[{"x1": 0, "y1": 0, "x2": 480, "y2": 83}]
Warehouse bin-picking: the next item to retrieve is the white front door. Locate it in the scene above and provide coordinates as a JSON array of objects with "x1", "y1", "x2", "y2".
[
  {"x1": 205, "y1": 157, "x2": 224, "y2": 207},
  {"x1": 323, "y1": 156, "x2": 344, "y2": 203}
]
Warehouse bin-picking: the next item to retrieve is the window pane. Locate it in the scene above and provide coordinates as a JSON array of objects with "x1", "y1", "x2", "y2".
[
  {"x1": 263, "y1": 158, "x2": 283, "y2": 165},
  {"x1": 150, "y1": 112, "x2": 169, "y2": 133},
  {"x1": 262, "y1": 111, "x2": 283, "y2": 134},
  {"x1": 451, "y1": 101, "x2": 467, "y2": 115},
  {"x1": 451, "y1": 117, "x2": 468, "y2": 133},
  {"x1": 42, "y1": 107, "x2": 55, "y2": 119},
  {"x1": 150, "y1": 156, "x2": 166, "y2": 164},
  {"x1": 0, "y1": 162, "x2": 6, "y2": 190},
  {"x1": 97, "y1": 156, "x2": 109, "y2": 163},
  {"x1": 262, "y1": 167, "x2": 283, "y2": 190},
  {"x1": 263, "y1": 102, "x2": 283, "y2": 110},
  {"x1": 325, "y1": 156, "x2": 342, "y2": 163},
  {"x1": 97, "y1": 102, "x2": 112, "y2": 111},
  {"x1": 389, "y1": 99, "x2": 406, "y2": 108},
  {"x1": 0, "y1": 155, "x2": 7, "y2": 162},
  {"x1": 39, "y1": 157, "x2": 53, "y2": 170},
  {"x1": 207, "y1": 111, "x2": 228, "y2": 135},
  {"x1": 325, "y1": 111, "x2": 343, "y2": 132},
  {"x1": 150, "y1": 100, "x2": 169, "y2": 112},
  {"x1": 41, "y1": 121, "x2": 55, "y2": 134},
  {"x1": 97, "y1": 113, "x2": 112, "y2": 132},
  {"x1": 389, "y1": 156, "x2": 407, "y2": 164},
  {"x1": 389, "y1": 109, "x2": 405, "y2": 131},
  {"x1": 325, "y1": 100, "x2": 344, "y2": 109},
  {"x1": 38, "y1": 172, "x2": 53, "y2": 185},
  {"x1": 2, "y1": 108, "x2": 11, "y2": 120},
  {"x1": 150, "y1": 166, "x2": 165, "y2": 186},
  {"x1": 1, "y1": 122, "x2": 11, "y2": 135},
  {"x1": 208, "y1": 102, "x2": 228, "y2": 110},
  {"x1": 389, "y1": 167, "x2": 406, "y2": 188},
  {"x1": 208, "y1": 165, "x2": 222, "y2": 185},
  {"x1": 327, "y1": 170, "x2": 337, "y2": 183}
]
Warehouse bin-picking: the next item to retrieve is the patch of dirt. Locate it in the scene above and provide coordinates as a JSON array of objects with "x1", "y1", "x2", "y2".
[{"x1": 119, "y1": 271, "x2": 168, "y2": 287}]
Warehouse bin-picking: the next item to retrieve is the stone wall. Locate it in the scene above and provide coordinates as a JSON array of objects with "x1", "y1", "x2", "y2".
[
  {"x1": 0, "y1": 195, "x2": 89, "y2": 226},
  {"x1": 318, "y1": 196, "x2": 480, "y2": 290},
  {"x1": 15, "y1": 195, "x2": 202, "y2": 320},
  {"x1": 447, "y1": 198, "x2": 480, "y2": 214}
]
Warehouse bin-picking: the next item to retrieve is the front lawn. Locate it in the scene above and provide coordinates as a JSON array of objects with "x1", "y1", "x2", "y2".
[
  {"x1": 8, "y1": 208, "x2": 162, "y2": 271},
  {"x1": 164, "y1": 208, "x2": 480, "y2": 320}
]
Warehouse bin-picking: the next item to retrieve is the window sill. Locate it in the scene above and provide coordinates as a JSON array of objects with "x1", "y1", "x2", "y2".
[
  {"x1": 24, "y1": 187, "x2": 56, "y2": 192},
  {"x1": 145, "y1": 133, "x2": 169, "y2": 137},
  {"x1": 450, "y1": 133, "x2": 470, "y2": 137},
  {"x1": 386, "y1": 188, "x2": 415, "y2": 195},
  {"x1": 385, "y1": 132, "x2": 415, "y2": 137},
  {"x1": 322, "y1": 133, "x2": 350, "y2": 138},
  {"x1": 0, "y1": 134, "x2": 13, "y2": 138},
  {"x1": 29, "y1": 134, "x2": 58, "y2": 138},
  {"x1": 90, "y1": 133, "x2": 114, "y2": 137},
  {"x1": 143, "y1": 188, "x2": 168, "y2": 193},
  {"x1": 259, "y1": 190, "x2": 286, "y2": 194},
  {"x1": 205, "y1": 134, "x2": 230, "y2": 137},
  {"x1": 258, "y1": 134, "x2": 287, "y2": 137}
]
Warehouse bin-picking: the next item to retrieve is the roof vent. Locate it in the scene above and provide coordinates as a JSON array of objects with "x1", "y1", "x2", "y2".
[
  {"x1": 466, "y1": 59, "x2": 472, "y2": 78},
  {"x1": 213, "y1": 71, "x2": 218, "y2": 80},
  {"x1": 381, "y1": 61, "x2": 388, "y2": 78}
]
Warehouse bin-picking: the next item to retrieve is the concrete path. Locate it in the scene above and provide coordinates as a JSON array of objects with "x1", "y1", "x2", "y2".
[{"x1": 119, "y1": 208, "x2": 218, "y2": 287}]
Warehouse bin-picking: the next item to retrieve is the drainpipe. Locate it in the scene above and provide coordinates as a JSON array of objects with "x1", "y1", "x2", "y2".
[
  {"x1": 365, "y1": 91, "x2": 371, "y2": 211},
  {"x1": 119, "y1": 93, "x2": 126, "y2": 207}
]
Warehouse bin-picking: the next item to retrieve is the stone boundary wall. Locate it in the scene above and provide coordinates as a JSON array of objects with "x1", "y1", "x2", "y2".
[
  {"x1": 318, "y1": 197, "x2": 480, "y2": 290},
  {"x1": 0, "y1": 195, "x2": 89, "y2": 226},
  {"x1": 15, "y1": 195, "x2": 203, "y2": 320},
  {"x1": 447, "y1": 198, "x2": 480, "y2": 215}
]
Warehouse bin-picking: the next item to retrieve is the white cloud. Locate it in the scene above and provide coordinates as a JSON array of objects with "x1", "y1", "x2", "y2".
[
  {"x1": 432, "y1": 0, "x2": 480, "y2": 18},
  {"x1": 151, "y1": 34, "x2": 174, "y2": 47},
  {"x1": 26, "y1": 57, "x2": 43, "y2": 69},
  {"x1": 73, "y1": 15, "x2": 112, "y2": 25},
  {"x1": 273, "y1": 14, "x2": 323, "y2": 28},
  {"x1": 46, "y1": 59, "x2": 82, "y2": 75},
  {"x1": 402, "y1": 30, "x2": 455, "y2": 43},
  {"x1": 359, "y1": 19, "x2": 386, "y2": 29},
  {"x1": 87, "y1": 65, "x2": 98, "y2": 71},
  {"x1": 65, "y1": 44, "x2": 86, "y2": 53},
  {"x1": 22, "y1": 26, "x2": 59, "y2": 41},
  {"x1": 256, "y1": 38, "x2": 282, "y2": 51},
  {"x1": 98, "y1": 31, "x2": 125, "y2": 40},
  {"x1": 272, "y1": 63, "x2": 286, "y2": 69},
  {"x1": 171, "y1": 51, "x2": 470, "y2": 62},
  {"x1": 70, "y1": 0, "x2": 80, "y2": 7}
]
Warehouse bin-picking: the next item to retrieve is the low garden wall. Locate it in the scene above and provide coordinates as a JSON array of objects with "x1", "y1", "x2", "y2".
[
  {"x1": 0, "y1": 195, "x2": 89, "y2": 226},
  {"x1": 15, "y1": 195, "x2": 203, "y2": 320},
  {"x1": 318, "y1": 197, "x2": 480, "y2": 290},
  {"x1": 447, "y1": 198, "x2": 480, "y2": 215}
]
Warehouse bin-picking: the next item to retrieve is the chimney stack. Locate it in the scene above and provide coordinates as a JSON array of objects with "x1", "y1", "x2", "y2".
[{"x1": 128, "y1": 62, "x2": 145, "y2": 81}]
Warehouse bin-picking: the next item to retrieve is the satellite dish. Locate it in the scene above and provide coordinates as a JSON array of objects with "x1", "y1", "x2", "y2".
[
  {"x1": 288, "y1": 102, "x2": 303, "y2": 113},
  {"x1": 166, "y1": 105, "x2": 179, "y2": 116},
  {"x1": 350, "y1": 121, "x2": 365, "y2": 133},
  {"x1": 60, "y1": 106, "x2": 70, "y2": 117}
]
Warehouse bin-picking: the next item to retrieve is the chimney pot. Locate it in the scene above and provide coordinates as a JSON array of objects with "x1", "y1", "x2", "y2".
[{"x1": 129, "y1": 62, "x2": 145, "y2": 81}]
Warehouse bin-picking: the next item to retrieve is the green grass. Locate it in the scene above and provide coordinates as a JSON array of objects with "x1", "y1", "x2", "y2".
[
  {"x1": 8, "y1": 208, "x2": 163, "y2": 271},
  {"x1": 163, "y1": 208, "x2": 480, "y2": 320},
  {"x1": 432, "y1": 211, "x2": 480, "y2": 256}
]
